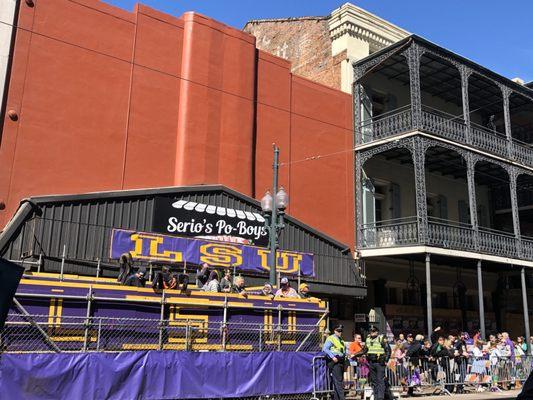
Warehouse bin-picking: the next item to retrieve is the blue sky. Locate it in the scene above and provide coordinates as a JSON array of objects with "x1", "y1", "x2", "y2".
[{"x1": 106, "y1": 0, "x2": 533, "y2": 82}]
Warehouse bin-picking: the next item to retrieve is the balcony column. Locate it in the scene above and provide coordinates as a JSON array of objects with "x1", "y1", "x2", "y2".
[
  {"x1": 501, "y1": 85, "x2": 513, "y2": 158},
  {"x1": 459, "y1": 65, "x2": 472, "y2": 144},
  {"x1": 521, "y1": 267, "x2": 531, "y2": 355},
  {"x1": 425, "y1": 253, "x2": 433, "y2": 341},
  {"x1": 476, "y1": 260, "x2": 486, "y2": 340},
  {"x1": 412, "y1": 137, "x2": 428, "y2": 243},
  {"x1": 405, "y1": 43, "x2": 424, "y2": 130},
  {"x1": 509, "y1": 168, "x2": 522, "y2": 257},
  {"x1": 466, "y1": 154, "x2": 479, "y2": 250},
  {"x1": 355, "y1": 153, "x2": 363, "y2": 249},
  {"x1": 354, "y1": 67, "x2": 364, "y2": 146}
]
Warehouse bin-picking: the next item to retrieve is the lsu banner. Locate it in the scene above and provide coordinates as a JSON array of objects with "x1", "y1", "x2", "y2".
[{"x1": 110, "y1": 229, "x2": 315, "y2": 277}]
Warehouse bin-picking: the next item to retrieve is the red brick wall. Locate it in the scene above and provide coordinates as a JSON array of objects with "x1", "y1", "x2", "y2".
[
  {"x1": 0, "y1": 0, "x2": 354, "y2": 249},
  {"x1": 244, "y1": 18, "x2": 343, "y2": 90}
]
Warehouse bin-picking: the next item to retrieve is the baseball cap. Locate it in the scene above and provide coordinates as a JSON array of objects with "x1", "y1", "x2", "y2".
[
  {"x1": 280, "y1": 277, "x2": 289, "y2": 285},
  {"x1": 334, "y1": 324, "x2": 344, "y2": 332}
]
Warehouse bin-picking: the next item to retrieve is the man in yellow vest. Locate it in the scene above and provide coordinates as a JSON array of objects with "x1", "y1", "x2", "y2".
[
  {"x1": 322, "y1": 324, "x2": 346, "y2": 400},
  {"x1": 361, "y1": 326, "x2": 391, "y2": 400}
]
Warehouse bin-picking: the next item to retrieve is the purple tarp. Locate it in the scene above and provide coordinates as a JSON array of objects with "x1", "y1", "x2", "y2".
[{"x1": 0, "y1": 351, "x2": 318, "y2": 400}]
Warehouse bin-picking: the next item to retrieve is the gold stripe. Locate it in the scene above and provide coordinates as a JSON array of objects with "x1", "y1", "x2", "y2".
[
  {"x1": 54, "y1": 299, "x2": 63, "y2": 327},
  {"x1": 19, "y1": 278, "x2": 325, "y2": 307},
  {"x1": 48, "y1": 299, "x2": 56, "y2": 326},
  {"x1": 121, "y1": 343, "x2": 253, "y2": 351},
  {"x1": 50, "y1": 336, "x2": 97, "y2": 342}
]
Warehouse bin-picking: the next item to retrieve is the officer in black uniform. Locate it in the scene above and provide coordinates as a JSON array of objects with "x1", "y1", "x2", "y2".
[
  {"x1": 361, "y1": 326, "x2": 391, "y2": 400},
  {"x1": 322, "y1": 324, "x2": 347, "y2": 400}
]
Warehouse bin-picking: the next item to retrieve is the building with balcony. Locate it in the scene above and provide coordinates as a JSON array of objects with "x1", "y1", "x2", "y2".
[{"x1": 354, "y1": 35, "x2": 533, "y2": 338}]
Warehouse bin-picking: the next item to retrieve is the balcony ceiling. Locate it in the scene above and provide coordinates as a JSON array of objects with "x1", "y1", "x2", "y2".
[
  {"x1": 365, "y1": 49, "x2": 509, "y2": 116},
  {"x1": 377, "y1": 147, "x2": 512, "y2": 186},
  {"x1": 372, "y1": 253, "x2": 524, "y2": 273}
]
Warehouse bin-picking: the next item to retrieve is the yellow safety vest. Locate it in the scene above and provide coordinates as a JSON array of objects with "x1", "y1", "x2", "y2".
[
  {"x1": 366, "y1": 335, "x2": 385, "y2": 355},
  {"x1": 326, "y1": 334, "x2": 345, "y2": 356}
]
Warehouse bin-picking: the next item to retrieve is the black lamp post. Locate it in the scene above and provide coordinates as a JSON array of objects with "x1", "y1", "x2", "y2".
[{"x1": 260, "y1": 145, "x2": 289, "y2": 286}]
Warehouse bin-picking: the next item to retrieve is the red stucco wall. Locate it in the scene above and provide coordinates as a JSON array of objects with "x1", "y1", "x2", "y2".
[{"x1": 0, "y1": 0, "x2": 354, "y2": 249}]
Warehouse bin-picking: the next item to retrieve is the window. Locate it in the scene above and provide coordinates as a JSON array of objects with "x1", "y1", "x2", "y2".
[{"x1": 458, "y1": 200, "x2": 470, "y2": 224}]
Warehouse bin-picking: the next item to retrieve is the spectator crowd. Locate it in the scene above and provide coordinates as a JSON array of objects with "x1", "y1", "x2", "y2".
[
  {"x1": 116, "y1": 254, "x2": 313, "y2": 299},
  {"x1": 346, "y1": 326, "x2": 532, "y2": 395}
]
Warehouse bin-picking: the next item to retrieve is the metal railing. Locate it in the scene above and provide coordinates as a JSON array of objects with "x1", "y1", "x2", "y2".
[
  {"x1": 348, "y1": 355, "x2": 532, "y2": 396},
  {"x1": 0, "y1": 313, "x2": 326, "y2": 354},
  {"x1": 358, "y1": 105, "x2": 533, "y2": 168},
  {"x1": 360, "y1": 217, "x2": 531, "y2": 261},
  {"x1": 360, "y1": 105, "x2": 412, "y2": 143}
]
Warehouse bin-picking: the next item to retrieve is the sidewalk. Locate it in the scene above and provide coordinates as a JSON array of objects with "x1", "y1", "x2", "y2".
[{"x1": 407, "y1": 389, "x2": 521, "y2": 400}]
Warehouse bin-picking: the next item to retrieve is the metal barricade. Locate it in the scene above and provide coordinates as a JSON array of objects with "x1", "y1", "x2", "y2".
[
  {"x1": 345, "y1": 355, "x2": 533, "y2": 397},
  {"x1": 312, "y1": 355, "x2": 332, "y2": 400}
]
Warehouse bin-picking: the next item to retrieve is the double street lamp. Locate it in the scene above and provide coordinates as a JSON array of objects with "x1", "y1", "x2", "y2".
[{"x1": 260, "y1": 145, "x2": 289, "y2": 286}]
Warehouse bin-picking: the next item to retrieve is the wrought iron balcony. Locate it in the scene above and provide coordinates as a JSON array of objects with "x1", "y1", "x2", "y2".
[
  {"x1": 359, "y1": 105, "x2": 533, "y2": 168},
  {"x1": 360, "y1": 216, "x2": 528, "y2": 261}
]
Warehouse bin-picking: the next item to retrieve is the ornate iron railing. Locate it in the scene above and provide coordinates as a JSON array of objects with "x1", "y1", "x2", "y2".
[
  {"x1": 421, "y1": 106, "x2": 466, "y2": 143},
  {"x1": 427, "y1": 218, "x2": 476, "y2": 252},
  {"x1": 360, "y1": 105, "x2": 412, "y2": 143},
  {"x1": 358, "y1": 106, "x2": 533, "y2": 168},
  {"x1": 360, "y1": 216, "x2": 532, "y2": 261},
  {"x1": 361, "y1": 217, "x2": 419, "y2": 248},
  {"x1": 470, "y1": 121, "x2": 509, "y2": 157},
  {"x1": 478, "y1": 227, "x2": 519, "y2": 259}
]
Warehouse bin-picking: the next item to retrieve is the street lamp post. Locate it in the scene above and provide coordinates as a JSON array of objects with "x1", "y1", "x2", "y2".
[{"x1": 261, "y1": 144, "x2": 288, "y2": 286}]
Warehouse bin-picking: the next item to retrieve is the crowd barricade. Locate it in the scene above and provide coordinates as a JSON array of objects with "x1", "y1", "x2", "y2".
[
  {"x1": 312, "y1": 355, "x2": 332, "y2": 400},
  {"x1": 345, "y1": 355, "x2": 533, "y2": 396}
]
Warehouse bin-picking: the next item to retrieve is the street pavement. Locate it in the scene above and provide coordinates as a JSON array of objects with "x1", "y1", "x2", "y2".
[{"x1": 406, "y1": 389, "x2": 521, "y2": 399}]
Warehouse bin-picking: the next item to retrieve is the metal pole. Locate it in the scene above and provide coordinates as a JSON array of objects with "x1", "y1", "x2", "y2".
[
  {"x1": 37, "y1": 253, "x2": 42, "y2": 273},
  {"x1": 425, "y1": 253, "x2": 433, "y2": 341},
  {"x1": 96, "y1": 318, "x2": 102, "y2": 351},
  {"x1": 521, "y1": 267, "x2": 531, "y2": 355},
  {"x1": 96, "y1": 258, "x2": 101, "y2": 278},
  {"x1": 297, "y1": 265, "x2": 301, "y2": 293},
  {"x1": 60, "y1": 244, "x2": 66, "y2": 281},
  {"x1": 477, "y1": 260, "x2": 486, "y2": 340},
  {"x1": 185, "y1": 319, "x2": 190, "y2": 351},
  {"x1": 83, "y1": 286, "x2": 93, "y2": 351},
  {"x1": 259, "y1": 323, "x2": 263, "y2": 352},
  {"x1": 222, "y1": 296, "x2": 228, "y2": 351},
  {"x1": 269, "y1": 144, "x2": 279, "y2": 286},
  {"x1": 277, "y1": 305, "x2": 282, "y2": 351},
  {"x1": 158, "y1": 291, "x2": 165, "y2": 351}
]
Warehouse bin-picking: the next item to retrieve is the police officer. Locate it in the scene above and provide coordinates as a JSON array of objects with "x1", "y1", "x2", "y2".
[
  {"x1": 322, "y1": 324, "x2": 346, "y2": 400},
  {"x1": 362, "y1": 326, "x2": 391, "y2": 400}
]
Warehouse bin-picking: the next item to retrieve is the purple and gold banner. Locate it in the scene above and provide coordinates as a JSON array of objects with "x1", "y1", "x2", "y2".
[{"x1": 110, "y1": 229, "x2": 315, "y2": 277}]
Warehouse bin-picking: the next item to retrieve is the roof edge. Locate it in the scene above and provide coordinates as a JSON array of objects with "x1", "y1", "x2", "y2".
[
  {"x1": 353, "y1": 35, "x2": 533, "y2": 97},
  {"x1": 243, "y1": 16, "x2": 328, "y2": 29},
  {"x1": 20, "y1": 185, "x2": 352, "y2": 253}
]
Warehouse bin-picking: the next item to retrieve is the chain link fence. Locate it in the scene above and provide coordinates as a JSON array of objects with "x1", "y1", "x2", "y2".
[{"x1": 0, "y1": 313, "x2": 326, "y2": 353}]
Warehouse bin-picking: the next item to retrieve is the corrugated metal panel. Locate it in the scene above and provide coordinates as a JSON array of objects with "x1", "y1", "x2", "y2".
[{"x1": 1, "y1": 188, "x2": 364, "y2": 290}]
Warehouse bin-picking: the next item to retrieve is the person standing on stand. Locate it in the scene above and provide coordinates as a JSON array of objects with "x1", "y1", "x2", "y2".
[
  {"x1": 323, "y1": 325, "x2": 347, "y2": 400},
  {"x1": 362, "y1": 326, "x2": 391, "y2": 400}
]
